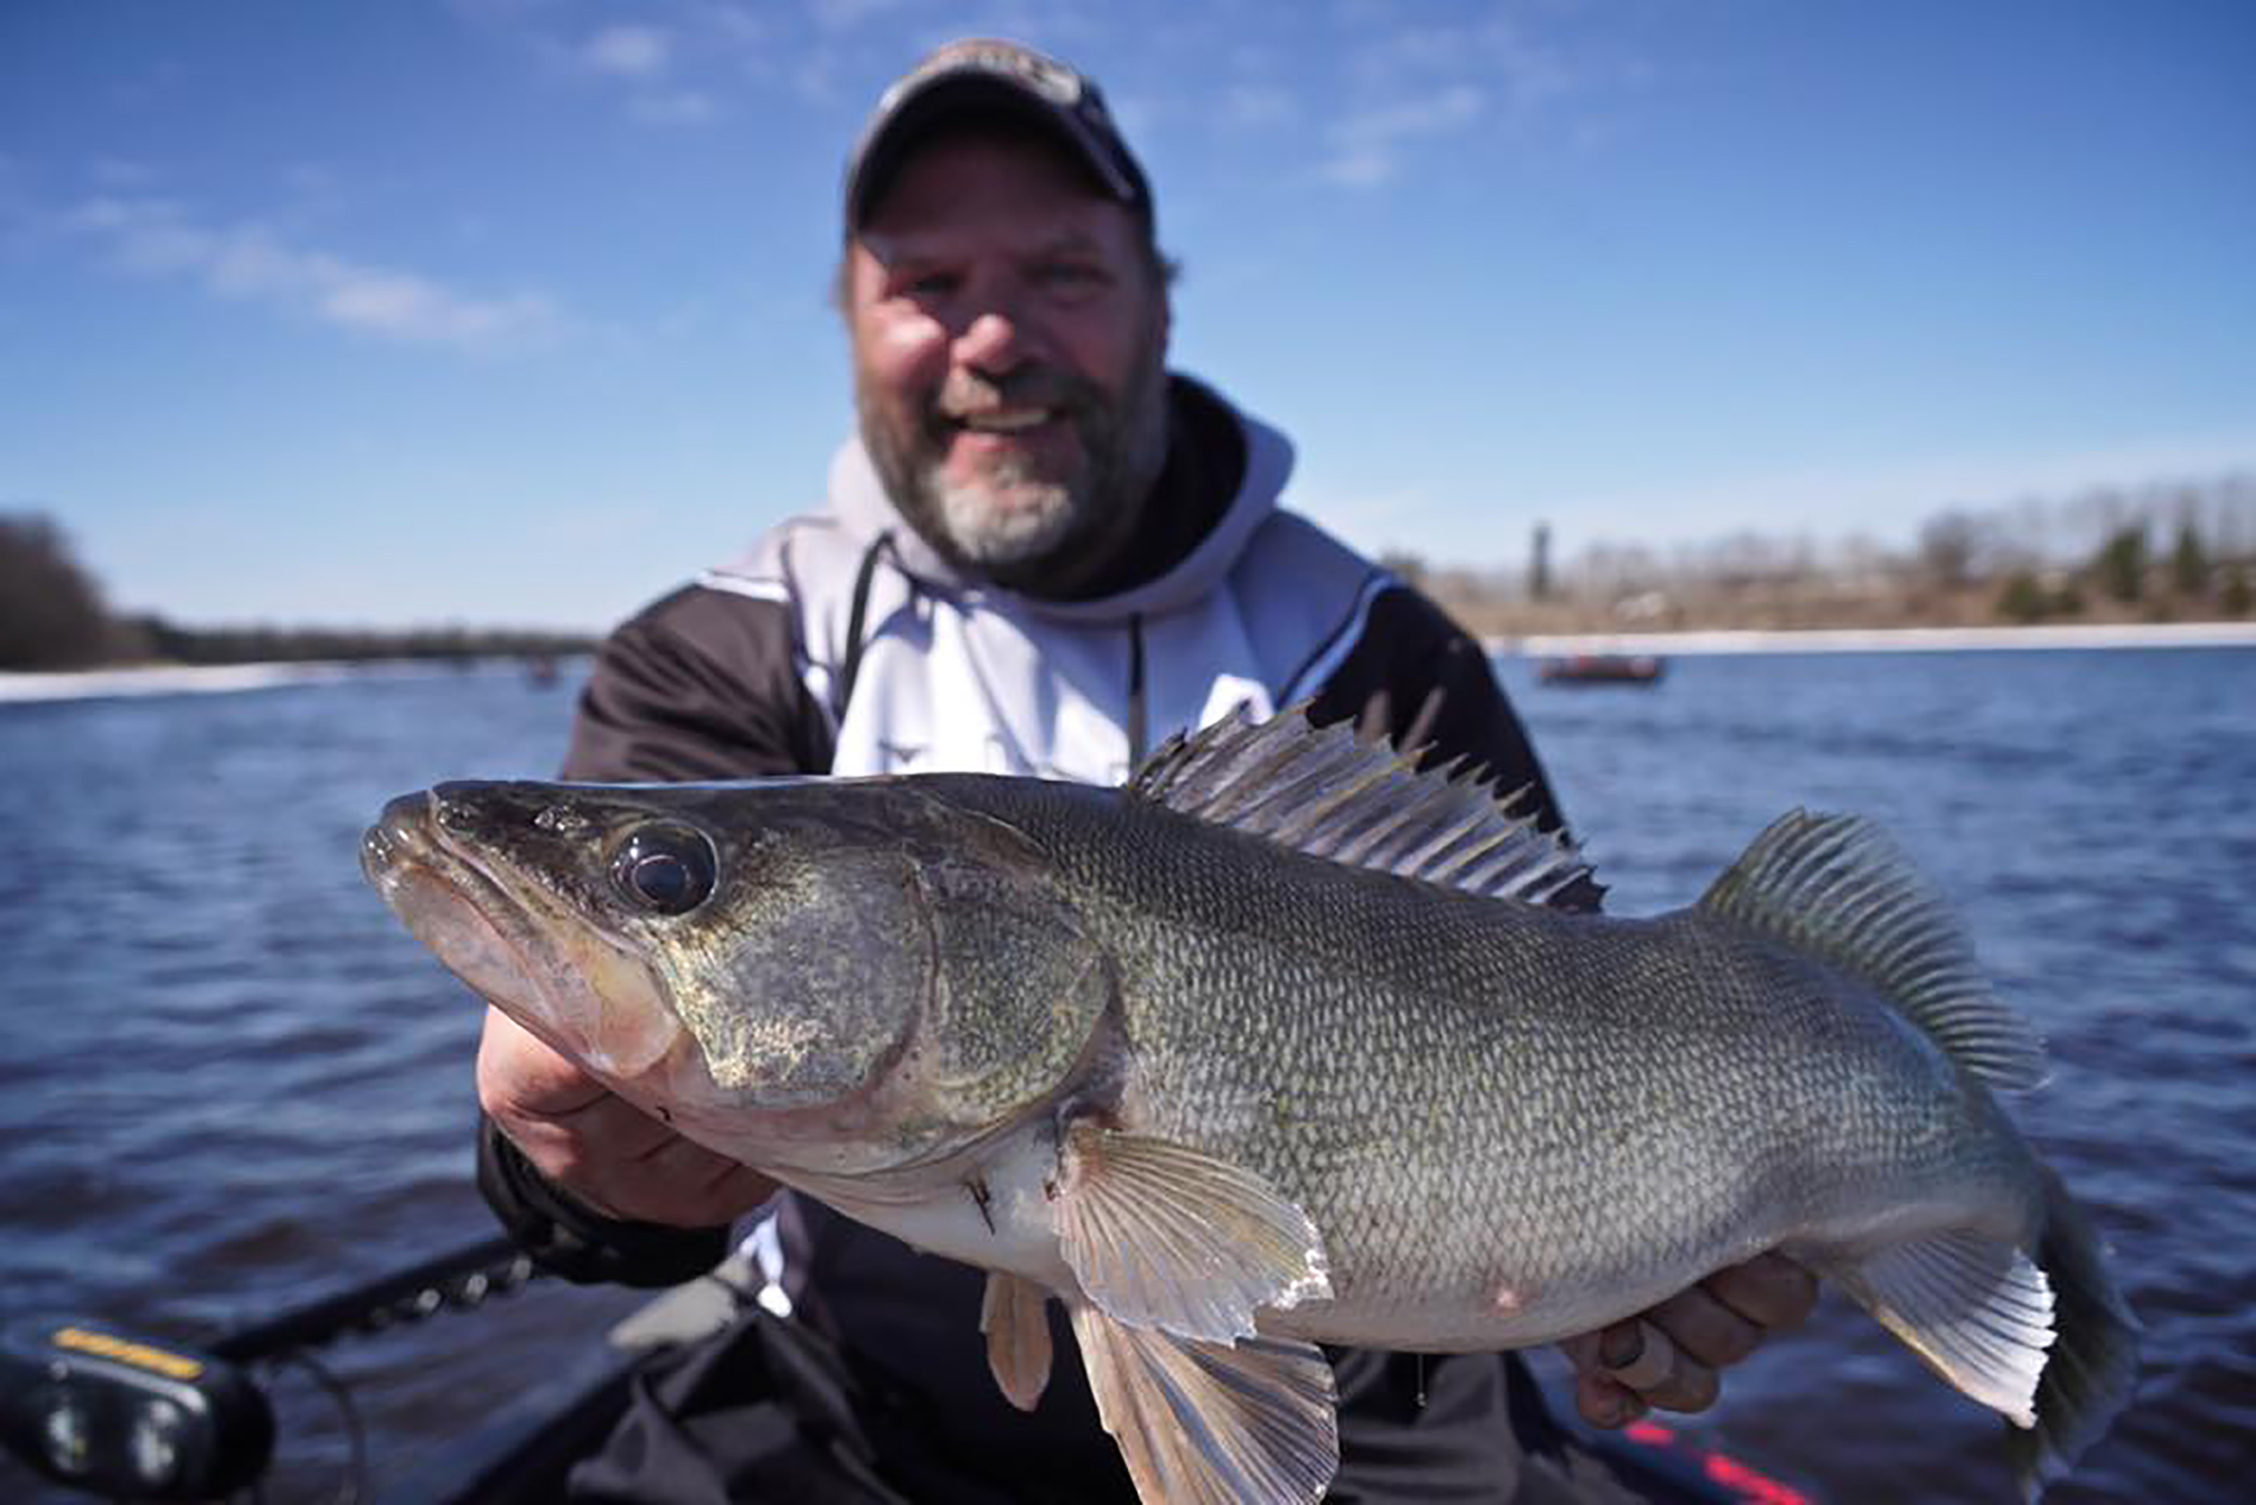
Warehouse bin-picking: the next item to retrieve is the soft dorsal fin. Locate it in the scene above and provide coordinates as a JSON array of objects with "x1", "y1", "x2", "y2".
[
  {"x1": 1129, "y1": 705, "x2": 1595, "y2": 907},
  {"x1": 1699, "y1": 810, "x2": 2048, "y2": 1091}
]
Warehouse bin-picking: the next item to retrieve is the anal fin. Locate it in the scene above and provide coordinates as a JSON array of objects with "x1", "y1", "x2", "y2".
[
  {"x1": 980, "y1": 1270, "x2": 1054, "y2": 1413},
  {"x1": 1070, "y1": 1301, "x2": 1338, "y2": 1505},
  {"x1": 1828, "y1": 1230, "x2": 2055, "y2": 1427}
]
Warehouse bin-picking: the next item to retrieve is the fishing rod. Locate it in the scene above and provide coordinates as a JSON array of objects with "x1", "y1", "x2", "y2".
[{"x1": 1, "y1": 1237, "x2": 541, "y2": 1502}]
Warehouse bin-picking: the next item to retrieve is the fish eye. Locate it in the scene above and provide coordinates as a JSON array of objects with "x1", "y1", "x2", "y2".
[{"x1": 612, "y1": 824, "x2": 717, "y2": 916}]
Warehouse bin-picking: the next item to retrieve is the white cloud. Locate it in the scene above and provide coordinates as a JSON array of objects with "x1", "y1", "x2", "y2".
[
  {"x1": 90, "y1": 157, "x2": 156, "y2": 188},
  {"x1": 808, "y1": 0, "x2": 916, "y2": 32},
  {"x1": 632, "y1": 89, "x2": 720, "y2": 124},
  {"x1": 582, "y1": 24, "x2": 672, "y2": 80},
  {"x1": 1223, "y1": 83, "x2": 1298, "y2": 129},
  {"x1": 696, "y1": 2, "x2": 767, "y2": 48},
  {"x1": 1309, "y1": 6, "x2": 1588, "y2": 188},
  {"x1": 66, "y1": 196, "x2": 560, "y2": 353},
  {"x1": 1321, "y1": 85, "x2": 1483, "y2": 187}
]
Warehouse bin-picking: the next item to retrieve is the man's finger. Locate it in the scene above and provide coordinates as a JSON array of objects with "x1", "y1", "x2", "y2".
[
  {"x1": 1572, "y1": 1369, "x2": 1648, "y2": 1430},
  {"x1": 1606, "y1": 1320, "x2": 1678, "y2": 1390},
  {"x1": 478, "y1": 1007, "x2": 607, "y2": 1118},
  {"x1": 1644, "y1": 1285, "x2": 1763, "y2": 1370},
  {"x1": 1598, "y1": 1319, "x2": 1719, "y2": 1413},
  {"x1": 1701, "y1": 1252, "x2": 1818, "y2": 1332}
]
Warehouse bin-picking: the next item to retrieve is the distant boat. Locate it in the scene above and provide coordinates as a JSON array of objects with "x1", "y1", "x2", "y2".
[{"x1": 1538, "y1": 653, "x2": 1666, "y2": 687}]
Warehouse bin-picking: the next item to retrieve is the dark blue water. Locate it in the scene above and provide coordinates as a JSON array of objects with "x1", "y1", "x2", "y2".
[
  {"x1": 1, "y1": 650, "x2": 2250, "y2": 1502},
  {"x1": 0, "y1": 664, "x2": 648, "y2": 1502}
]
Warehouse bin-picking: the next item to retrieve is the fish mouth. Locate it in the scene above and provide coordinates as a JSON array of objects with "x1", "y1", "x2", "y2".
[
  {"x1": 362, "y1": 792, "x2": 683, "y2": 1080},
  {"x1": 362, "y1": 797, "x2": 540, "y2": 1019}
]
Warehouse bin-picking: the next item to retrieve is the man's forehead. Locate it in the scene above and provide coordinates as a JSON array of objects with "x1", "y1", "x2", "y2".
[
  {"x1": 856, "y1": 149, "x2": 1138, "y2": 263},
  {"x1": 857, "y1": 214, "x2": 1119, "y2": 266}
]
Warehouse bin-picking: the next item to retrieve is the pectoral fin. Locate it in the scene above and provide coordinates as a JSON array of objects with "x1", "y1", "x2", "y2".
[
  {"x1": 1826, "y1": 1230, "x2": 2055, "y2": 1427},
  {"x1": 1070, "y1": 1300, "x2": 1338, "y2": 1505},
  {"x1": 980, "y1": 1270, "x2": 1054, "y2": 1412},
  {"x1": 1052, "y1": 1123, "x2": 1331, "y2": 1341}
]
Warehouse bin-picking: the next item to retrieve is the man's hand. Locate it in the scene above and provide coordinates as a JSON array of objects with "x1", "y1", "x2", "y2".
[
  {"x1": 477, "y1": 1007, "x2": 779, "y2": 1227},
  {"x1": 1558, "y1": 1255, "x2": 1818, "y2": 1428}
]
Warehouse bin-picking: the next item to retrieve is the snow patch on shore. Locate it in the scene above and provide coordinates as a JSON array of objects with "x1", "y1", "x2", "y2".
[
  {"x1": 0, "y1": 660, "x2": 451, "y2": 705},
  {"x1": 1501, "y1": 621, "x2": 2256, "y2": 657}
]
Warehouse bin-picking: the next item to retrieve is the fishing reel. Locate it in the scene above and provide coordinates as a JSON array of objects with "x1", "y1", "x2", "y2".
[
  {"x1": 1, "y1": 1319, "x2": 273, "y2": 1500},
  {"x1": 2, "y1": 1237, "x2": 539, "y2": 1502}
]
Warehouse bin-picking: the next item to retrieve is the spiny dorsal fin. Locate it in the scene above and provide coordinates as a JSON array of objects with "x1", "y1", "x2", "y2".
[
  {"x1": 1699, "y1": 811, "x2": 2049, "y2": 1091},
  {"x1": 1130, "y1": 705, "x2": 1595, "y2": 907}
]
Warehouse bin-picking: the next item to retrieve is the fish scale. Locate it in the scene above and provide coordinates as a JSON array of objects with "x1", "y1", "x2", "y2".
[
  {"x1": 364, "y1": 706, "x2": 2137, "y2": 1504},
  {"x1": 983, "y1": 793, "x2": 1971, "y2": 1336}
]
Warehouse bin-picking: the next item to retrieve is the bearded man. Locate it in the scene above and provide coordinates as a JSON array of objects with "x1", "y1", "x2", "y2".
[{"x1": 475, "y1": 38, "x2": 1814, "y2": 1503}]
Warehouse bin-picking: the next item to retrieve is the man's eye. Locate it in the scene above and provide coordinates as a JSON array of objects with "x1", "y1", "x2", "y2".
[
  {"x1": 900, "y1": 271, "x2": 959, "y2": 299},
  {"x1": 1035, "y1": 262, "x2": 1103, "y2": 289}
]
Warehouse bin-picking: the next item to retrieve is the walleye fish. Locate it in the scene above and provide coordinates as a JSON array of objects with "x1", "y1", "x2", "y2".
[{"x1": 363, "y1": 709, "x2": 2137, "y2": 1503}]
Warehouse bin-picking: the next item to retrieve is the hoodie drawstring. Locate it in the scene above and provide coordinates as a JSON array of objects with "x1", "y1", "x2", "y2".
[
  {"x1": 1126, "y1": 612, "x2": 1148, "y2": 768},
  {"x1": 836, "y1": 530, "x2": 896, "y2": 721}
]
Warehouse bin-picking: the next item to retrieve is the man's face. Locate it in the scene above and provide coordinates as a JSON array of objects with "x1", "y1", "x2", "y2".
[{"x1": 846, "y1": 130, "x2": 1171, "y2": 596}]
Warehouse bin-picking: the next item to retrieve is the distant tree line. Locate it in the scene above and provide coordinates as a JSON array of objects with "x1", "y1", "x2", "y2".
[
  {"x1": 1400, "y1": 471, "x2": 2256, "y2": 635},
  {"x1": 1, "y1": 511, "x2": 596, "y2": 672},
  {"x1": 1914, "y1": 473, "x2": 2254, "y2": 623},
  {"x1": 120, "y1": 616, "x2": 599, "y2": 666}
]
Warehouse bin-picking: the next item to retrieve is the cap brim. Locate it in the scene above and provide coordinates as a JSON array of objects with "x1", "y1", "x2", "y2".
[{"x1": 847, "y1": 74, "x2": 1137, "y2": 227}]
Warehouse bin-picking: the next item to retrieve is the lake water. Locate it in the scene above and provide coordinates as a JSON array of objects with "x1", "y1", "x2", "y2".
[{"x1": 2, "y1": 649, "x2": 2250, "y2": 1502}]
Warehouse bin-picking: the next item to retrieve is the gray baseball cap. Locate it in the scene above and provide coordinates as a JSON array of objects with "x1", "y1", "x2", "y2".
[{"x1": 844, "y1": 39, "x2": 1153, "y2": 231}]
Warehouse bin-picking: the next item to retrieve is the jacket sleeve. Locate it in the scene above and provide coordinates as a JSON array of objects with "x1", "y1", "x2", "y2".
[
  {"x1": 1306, "y1": 583, "x2": 1603, "y2": 913},
  {"x1": 562, "y1": 584, "x2": 833, "y2": 782},
  {"x1": 480, "y1": 584, "x2": 829, "y2": 1285}
]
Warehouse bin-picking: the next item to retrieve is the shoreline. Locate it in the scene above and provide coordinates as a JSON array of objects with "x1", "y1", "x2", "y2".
[
  {"x1": 5, "y1": 624, "x2": 2248, "y2": 706},
  {"x1": 0, "y1": 658, "x2": 574, "y2": 706},
  {"x1": 1495, "y1": 620, "x2": 2256, "y2": 657}
]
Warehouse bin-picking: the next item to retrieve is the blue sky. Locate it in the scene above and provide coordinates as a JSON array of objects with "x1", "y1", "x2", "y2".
[{"x1": 3, "y1": 0, "x2": 2251, "y2": 630}]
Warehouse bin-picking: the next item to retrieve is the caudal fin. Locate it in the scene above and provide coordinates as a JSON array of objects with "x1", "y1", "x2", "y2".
[{"x1": 2006, "y1": 1165, "x2": 2140, "y2": 1501}]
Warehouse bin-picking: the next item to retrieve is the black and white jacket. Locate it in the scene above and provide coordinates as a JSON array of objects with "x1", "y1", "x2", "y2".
[{"x1": 560, "y1": 377, "x2": 1566, "y2": 815}]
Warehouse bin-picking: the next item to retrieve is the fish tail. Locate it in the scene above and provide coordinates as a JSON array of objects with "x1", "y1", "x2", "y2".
[
  {"x1": 1706, "y1": 813, "x2": 2138, "y2": 1493},
  {"x1": 1698, "y1": 811, "x2": 2048, "y2": 1092},
  {"x1": 2007, "y1": 1163, "x2": 2141, "y2": 1501}
]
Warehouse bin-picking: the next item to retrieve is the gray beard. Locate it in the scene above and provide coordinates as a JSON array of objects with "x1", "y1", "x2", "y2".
[
  {"x1": 858, "y1": 339, "x2": 1171, "y2": 592},
  {"x1": 929, "y1": 453, "x2": 1083, "y2": 569}
]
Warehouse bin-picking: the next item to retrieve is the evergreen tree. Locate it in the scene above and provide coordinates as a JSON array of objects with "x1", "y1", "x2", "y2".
[
  {"x1": 2169, "y1": 520, "x2": 2209, "y2": 597},
  {"x1": 2093, "y1": 525, "x2": 2147, "y2": 603}
]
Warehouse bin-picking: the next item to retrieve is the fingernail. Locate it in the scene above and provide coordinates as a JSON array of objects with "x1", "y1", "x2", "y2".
[
  {"x1": 1601, "y1": 1324, "x2": 1644, "y2": 1371},
  {"x1": 1596, "y1": 1390, "x2": 1646, "y2": 1429}
]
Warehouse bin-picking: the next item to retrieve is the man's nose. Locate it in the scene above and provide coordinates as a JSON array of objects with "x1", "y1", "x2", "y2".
[{"x1": 952, "y1": 305, "x2": 1032, "y2": 376}]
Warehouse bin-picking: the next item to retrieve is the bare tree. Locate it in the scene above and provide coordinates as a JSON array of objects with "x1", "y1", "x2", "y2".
[
  {"x1": 1918, "y1": 509, "x2": 1984, "y2": 588},
  {"x1": 0, "y1": 513, "x2": 127, "y2": 670}
]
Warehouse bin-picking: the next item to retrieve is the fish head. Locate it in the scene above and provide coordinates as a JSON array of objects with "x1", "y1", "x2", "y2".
[{"x1": 362, "y1": 776, "x2": 1111, "y2": 1178}]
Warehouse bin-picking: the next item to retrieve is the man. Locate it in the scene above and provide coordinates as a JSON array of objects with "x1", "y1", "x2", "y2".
[{"x1": 477, "y1": 39, "x2": 1813, "y2": 1502}]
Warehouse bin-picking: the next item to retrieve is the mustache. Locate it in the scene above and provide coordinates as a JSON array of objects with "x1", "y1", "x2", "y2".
[{"x1": 934, "y1": 367, "x2": 1094, "y2": 420}]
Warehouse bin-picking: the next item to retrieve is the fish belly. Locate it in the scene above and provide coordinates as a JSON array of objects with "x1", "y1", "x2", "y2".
[{"x1": 791, "y1": 1122, "x2": 1079, "y2": 1293}]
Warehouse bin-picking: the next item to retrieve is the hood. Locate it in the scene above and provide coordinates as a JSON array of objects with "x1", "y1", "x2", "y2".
[{"x1": 824, "y1": 373, "x2": 1295, "y2": 627}]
